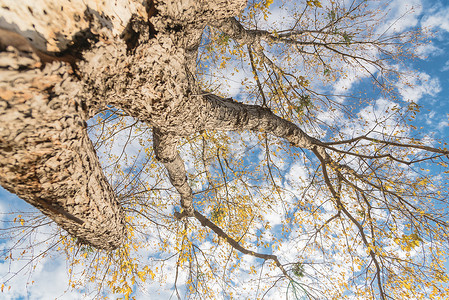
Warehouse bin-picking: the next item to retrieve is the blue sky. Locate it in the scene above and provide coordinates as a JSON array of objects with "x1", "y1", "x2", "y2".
[{"x1": 1, "y1": 0, "x2": 449, "y2": 299}]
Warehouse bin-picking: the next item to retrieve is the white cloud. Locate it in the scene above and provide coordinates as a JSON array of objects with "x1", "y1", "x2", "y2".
[
  {"x1": 332, "y1": 56, "x2": 379, "y2": 96},
  {"x1": 415, "y1": 42, "x2": 442, "y2": 58},
  {"x1": 0, "y1": 224, "x2": 87, "y2": 300},
  {"x1": 377, "y1": 0, "x2": 422, "y2": 34},
  {"x1": 204, "y1": 59, "x2": 254, "y2": 99},
  {"x1": 425, "y1": 111, "x2": 436, "y2": 125},
  {"x1": 221, "y1": 69, "x2": 248, "y2": 98},
  {"x1": 347, "y1": 97, "x2": 407, "y2": 138},
  {"x1": 333, "y1": 69, "x2": 360, "y2": 95},
  {"x1": 396, "y1": 71, "x2": 441, "y2": 102},
  {"x1": 441, "y1": 60, "x2": 449, "y2": 72},
  {"x1": 437, "y1": 120, "x2": 448, "y2": 131},
  {"x1": 316, "y1": 108, "x2": 345, "y2": 129},
  {"x1": 260, "y1": 5, "x2": 297, "y2": 32},
  {"x1": 286, "y1": 162, "x2": 307, "y2": 182},
  {"x1": 422, "y1": 6, "x2": 449, "y2": 32}
]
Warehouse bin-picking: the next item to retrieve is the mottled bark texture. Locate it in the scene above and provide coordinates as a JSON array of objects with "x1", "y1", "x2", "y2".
[
  {"x1": 153, "y1": 128, "x2": 194, "y2": 216},
  {"x1": 0, "y1": 56, "x2": 125, "y2": 249},
  {"x1": 1, "y1": 0, "x2": 326, "y2": 249},
  {"x1": 203, "y1": 93, "x2": 322, "y2": 148},
  {"x1": 0, "y1": 0, "x2": 247, "y2": 249},
  {"x1": 1, "y1": 0, "x2": 326, "y2": 250}
]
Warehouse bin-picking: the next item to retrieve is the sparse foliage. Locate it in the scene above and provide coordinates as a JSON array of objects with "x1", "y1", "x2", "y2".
[{"x1": 0, "y1": 0, "x2": 448, "y2": 299}]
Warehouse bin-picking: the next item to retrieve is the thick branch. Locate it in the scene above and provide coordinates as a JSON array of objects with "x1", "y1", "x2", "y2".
[
  {"x1": 0, "y1": 0, "x2": 250, "y2": 250},
  {"x1": 175, "y1": 210, "x2": 291, "y2": 279},
  {"x1": 313, "y1": 148, "x2": 387, "y2": 300},
  {"x1": 211, "y1": 17, "x2": 357, "y2": 48},
  {"x1": 203, "y1": 93, "x2": 321, "y2": 149},
  {"x1": 324, "y1": 135, "x2": 449, "y2": 156},
  {"x1": 153, "y1": 128, "x2": 194, "y2": 216}
]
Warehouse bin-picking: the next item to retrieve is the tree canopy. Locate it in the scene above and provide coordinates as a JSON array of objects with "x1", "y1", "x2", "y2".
[{"x1": 0, "y1": 0, "x2": 448, "y2": 299}]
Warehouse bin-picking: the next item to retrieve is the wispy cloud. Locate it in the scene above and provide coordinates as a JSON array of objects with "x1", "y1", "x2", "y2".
[
  {"x1": 377, "y1": 0, "x2": 422, "y2": 34},
  {"x1": 422, "y1": 5, "x2": 449, "y2": 32},
  {"x1": 441, "y1": 60, "x2": 449, "y2": 72}
]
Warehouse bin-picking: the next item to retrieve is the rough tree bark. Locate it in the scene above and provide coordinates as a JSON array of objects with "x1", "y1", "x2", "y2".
[
  {"x1": 0, "y1": 0, "x2": 249, "y2": 250},
  {"x1": 2, "y1": 1, "x2": 445, "y2": 265},
  {"x1": 4, "y1": 3, "x2": 449, "y2": 298}
]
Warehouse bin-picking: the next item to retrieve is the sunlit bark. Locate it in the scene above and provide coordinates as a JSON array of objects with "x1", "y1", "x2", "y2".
[
  {"x1": 1, "y1": 1, "x2": 449, "y2": 298},
  {"x1": 0, "y1": 0, "x2": 246, "y2": 249},
  {"x1": 0, "y1": 58, "x2": 125, "y2": 250}
]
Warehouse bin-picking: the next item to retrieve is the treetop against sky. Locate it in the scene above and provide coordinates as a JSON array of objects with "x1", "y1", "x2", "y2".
[{"x1": 0, "y1": 0, "x2": 448, "y2": 299}]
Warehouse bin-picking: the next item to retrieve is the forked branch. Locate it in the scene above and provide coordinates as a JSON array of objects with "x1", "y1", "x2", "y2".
[{"x1": 174, "y1": 210, "x2": 291, "y2": 279}]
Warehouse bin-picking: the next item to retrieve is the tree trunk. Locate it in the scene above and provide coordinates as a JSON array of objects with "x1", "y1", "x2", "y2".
[
  {"x1": 0, "y1": 0, "x2": 247, "y2": 249},
  {"x1": 0, "y1": 52, "x2": 126, "y2": 250}
]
